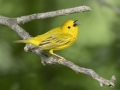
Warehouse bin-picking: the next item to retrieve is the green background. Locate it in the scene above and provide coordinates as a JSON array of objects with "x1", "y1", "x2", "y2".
[{"x1": 0, "y1": 0, "x2": 120, "y2": 90}]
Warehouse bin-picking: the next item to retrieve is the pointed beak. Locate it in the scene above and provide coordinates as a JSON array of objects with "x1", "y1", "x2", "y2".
[{"x1": 73, "y1": 20, "x2": 80, "y2": 27}]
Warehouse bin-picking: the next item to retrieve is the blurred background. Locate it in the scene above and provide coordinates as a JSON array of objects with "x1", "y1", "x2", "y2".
[{"x1": 0, "y1": 0, "x2": 120, "y2": 90}]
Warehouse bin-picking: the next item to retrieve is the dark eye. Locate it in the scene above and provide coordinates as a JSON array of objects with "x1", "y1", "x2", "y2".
[{"x1": 68, "y1": 26, "x2": 71, "y2": 29}]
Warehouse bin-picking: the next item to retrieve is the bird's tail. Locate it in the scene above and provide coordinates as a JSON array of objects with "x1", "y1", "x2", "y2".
[{"x1": 13, "y1": 40, "x2": 30, "y2": 44}]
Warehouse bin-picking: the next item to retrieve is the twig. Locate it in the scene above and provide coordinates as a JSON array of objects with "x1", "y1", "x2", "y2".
[{"x1": 0, "y1": 6, "x2": 115, "y2": 87}]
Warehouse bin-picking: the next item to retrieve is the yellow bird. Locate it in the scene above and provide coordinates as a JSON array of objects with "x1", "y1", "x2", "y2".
[{"x1": 14, "y1": 20, "x2": 79, "y2": 60}]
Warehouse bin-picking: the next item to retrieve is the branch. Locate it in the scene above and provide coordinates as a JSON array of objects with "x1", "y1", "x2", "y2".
[
  {"x1": 16, "y1": 6, "x2": 91, "y2": 24},
  {"x1": 46, "y1": 57, "x2": 116, "y2": 87},
  {"x1": 0, "y1": 6, "x2": 115, "y2": 87}
]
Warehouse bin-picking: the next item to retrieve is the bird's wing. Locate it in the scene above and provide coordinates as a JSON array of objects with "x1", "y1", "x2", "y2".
[{"x1": 39, "y1": 34, "x2": 73, "y2": 50}]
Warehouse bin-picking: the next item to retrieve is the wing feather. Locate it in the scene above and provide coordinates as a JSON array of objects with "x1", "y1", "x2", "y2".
[{"x1": 39, "y1": 34, "x2": 72, "y2": 50}]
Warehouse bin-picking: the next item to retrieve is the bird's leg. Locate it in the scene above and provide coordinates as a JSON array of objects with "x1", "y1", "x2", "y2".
[{"x1": 49, "y1": 50, "x2": 66, "y2": 63}]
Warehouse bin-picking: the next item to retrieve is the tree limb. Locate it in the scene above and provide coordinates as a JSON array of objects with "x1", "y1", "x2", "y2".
[
  {"x1": 0, "y1": 6, "x2": 115, "y2": 87},
  {"x1": 16, "y1": 6, "x2": 91, "y2": 24}
]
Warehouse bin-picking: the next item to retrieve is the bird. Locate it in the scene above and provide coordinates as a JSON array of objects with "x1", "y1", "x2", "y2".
[{"x1": 14, "y1": 20, "x2": 79, "y2": 61}]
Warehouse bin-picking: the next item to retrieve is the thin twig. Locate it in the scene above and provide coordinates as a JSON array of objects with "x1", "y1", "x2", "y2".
[{"x1": 0, "y1": 6, "x2": 115, "y2": 87}]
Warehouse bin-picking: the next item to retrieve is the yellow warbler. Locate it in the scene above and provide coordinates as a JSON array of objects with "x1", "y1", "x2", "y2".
[{"x1": 14, "y1": 20, "x2": 79, "y2": 60}]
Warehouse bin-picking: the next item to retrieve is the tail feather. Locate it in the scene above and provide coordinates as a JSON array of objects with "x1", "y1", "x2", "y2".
[
  {"x1": 13, "y1": 40, "x2": 29, "y2": 43},
  {"x1": 13, "y1": 39, "x2": 40, "y2": 46}
]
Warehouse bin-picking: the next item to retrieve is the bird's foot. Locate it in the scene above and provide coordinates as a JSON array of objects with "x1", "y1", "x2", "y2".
[
  {"x1": 57, "y1": 58, "x2": 66, "y2": 64},
  {"x1": 47, "y1": 55, "x2": 66, "y2": 64}
]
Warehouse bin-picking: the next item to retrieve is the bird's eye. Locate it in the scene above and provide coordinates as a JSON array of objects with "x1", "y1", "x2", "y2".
[{"x1": 68, "y1": 26, "x2": 71, "y2": 29}]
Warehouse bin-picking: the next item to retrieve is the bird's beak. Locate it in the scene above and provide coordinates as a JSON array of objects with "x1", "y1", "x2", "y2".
[{"x1": 73, "y1": 20, "x2": 80, "y2": 27}]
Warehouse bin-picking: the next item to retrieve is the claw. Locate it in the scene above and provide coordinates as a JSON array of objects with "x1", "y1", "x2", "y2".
[{"x1": 57, "y1": 58, "x2": 65, "y2": 64}]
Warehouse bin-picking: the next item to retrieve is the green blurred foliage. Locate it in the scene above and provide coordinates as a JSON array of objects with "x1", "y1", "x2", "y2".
[{"x1": 0, "y1": 0, "x2": 120, "y2": 90}]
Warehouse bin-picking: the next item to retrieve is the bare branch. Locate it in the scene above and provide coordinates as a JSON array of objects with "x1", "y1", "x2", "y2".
[
  {"x1": 16, "y1": 6, "x2": 91, "y2": 24},
  {"x1": 43, "y1": 56, "x2": 115, "y2": 87},
  {"x1": 0, "y1": 6, "x2": 115, "y2": 87}
]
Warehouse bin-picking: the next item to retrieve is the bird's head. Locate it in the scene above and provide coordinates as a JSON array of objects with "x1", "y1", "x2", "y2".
[{"x1": 61, "y1": 20, "x2": 79, "y2": 31}]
